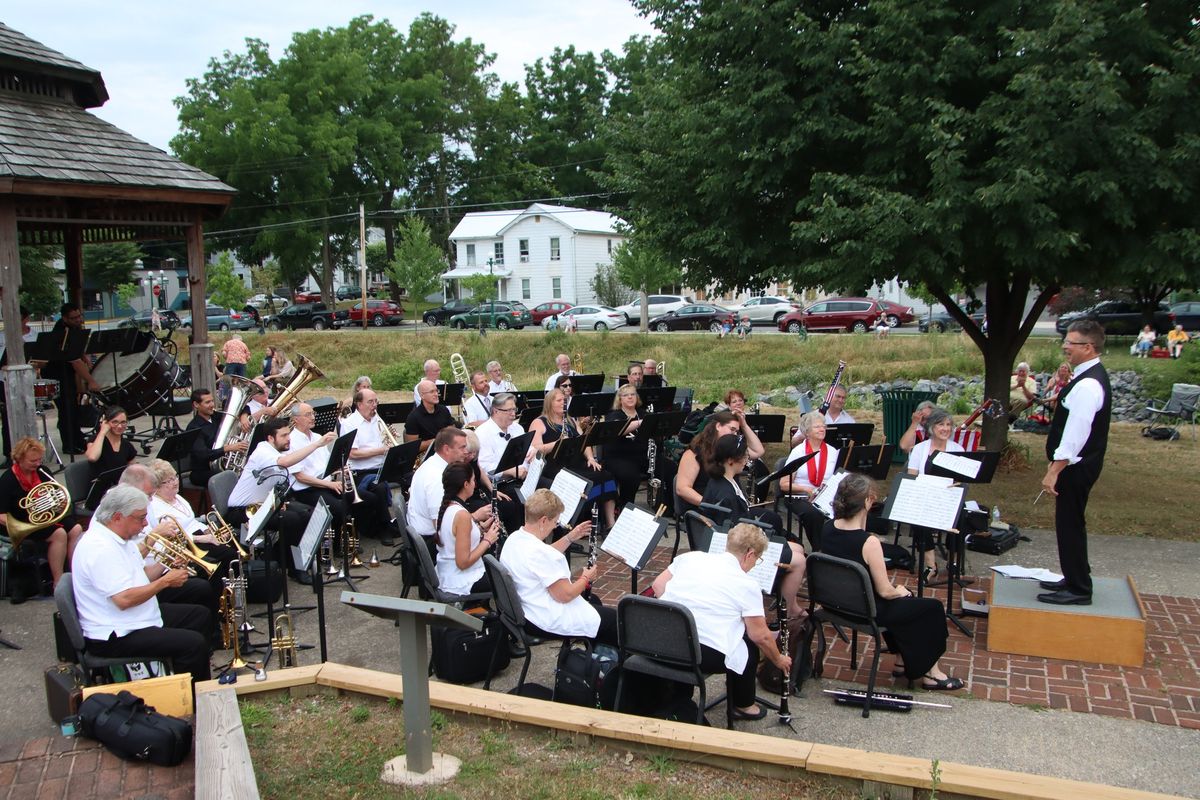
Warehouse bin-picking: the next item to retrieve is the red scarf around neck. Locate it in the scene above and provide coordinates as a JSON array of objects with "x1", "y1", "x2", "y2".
[
  {"x1": 13, "y1": 465, "x2": 41, "y2": 493},
  {"x1": 805, "y1": 440, "x2": 828, "y2": 486}
]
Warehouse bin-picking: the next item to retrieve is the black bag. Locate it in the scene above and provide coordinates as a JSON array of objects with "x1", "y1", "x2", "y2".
[
  {"x1": 1142, "y1": 425, "x2": 1179, "y2": 441},
  {"x1": 967, "y1": 526, "x2": 1021, "y2": 555},
  {"x1": 554, "y1": 641, "x2": 618, "y2": 709},
  {"x1": 44, "y1": 664, "x2": 85, "y2": 723},
  {"x1": 431, "y1": 612, "x2": 509, "y2": 684},
  {"x1": 243, "y1": 558, "x2": 284, "y2": 604},
  {"x1": 881, "y1": 542, "x2": 915, "y2": 572},
  {"x1": 79, "y1": 690, "x2": 192, "y2": 766},
  {"x1": 676, "y1": 402, "x2": 718, "y2": 445}
]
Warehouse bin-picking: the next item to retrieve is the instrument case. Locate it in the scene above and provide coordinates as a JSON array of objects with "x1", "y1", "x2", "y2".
[{"x1": 79, "y1": 690, "x2": 192, "y2": 766}]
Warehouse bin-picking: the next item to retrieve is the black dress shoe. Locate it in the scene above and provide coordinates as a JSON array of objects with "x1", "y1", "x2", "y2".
[
  {"x1": 379, "y1": 535, "x2": 395, "y2": 547},
  {"x1": 1039, "y1": 579, "x2": 1067, "y2": 590},
  {"x1": 1037, "y1": 589, "x2": 1091, "y2": 605},
  {"x1": 289, "y1": 569, "x2": 313, "y2": 586}
]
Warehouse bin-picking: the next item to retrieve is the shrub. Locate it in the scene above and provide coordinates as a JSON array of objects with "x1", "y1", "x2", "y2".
[{"x1": 373, "y1": 361, "x2": 422, "y2": 391}]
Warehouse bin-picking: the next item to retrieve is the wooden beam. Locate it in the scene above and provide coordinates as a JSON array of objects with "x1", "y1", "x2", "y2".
[
  {"x1": 8, "y1": 180, "x2": 234, "y2": 210},
  {"x1": 187, "y1": 214, "x2": 215, "y2": 394},
  {"x1": 64, "y1": 227, "x2": 83, "y2": 307},
  {"x1": 0, "y1": 200, "x2": 37, "y2": 442},
  {"x1": 195, "y1": 687, "x2": 260, "y2": 800}
]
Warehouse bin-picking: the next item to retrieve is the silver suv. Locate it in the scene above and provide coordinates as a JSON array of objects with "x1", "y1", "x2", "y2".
[
  {"x1": 617, "y1": 294, "x2": 693, "y2": 324},
  {"x1": 729, "y1": 296, "x2": 802, "y2": 325}
]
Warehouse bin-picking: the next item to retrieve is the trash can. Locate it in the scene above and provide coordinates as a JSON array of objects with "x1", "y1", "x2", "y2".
[{"x1": 880, "y1": 389, "x2": 941, "y2": 462}]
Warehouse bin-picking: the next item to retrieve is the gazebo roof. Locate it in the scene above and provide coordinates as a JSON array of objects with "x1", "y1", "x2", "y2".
[{"x1": 0, "y1": 22, "x2": 107, "y2": 108}]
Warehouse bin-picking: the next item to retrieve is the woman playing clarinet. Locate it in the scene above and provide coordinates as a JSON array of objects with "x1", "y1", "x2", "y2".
[
  {"x1": 529, "y1": 388, "x2": 618, "y2": 527},
  {"x1": 436, "y1": 464, "x2": 500, "y2": 595}
]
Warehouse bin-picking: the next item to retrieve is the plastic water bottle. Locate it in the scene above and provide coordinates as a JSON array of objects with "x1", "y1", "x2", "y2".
[{"x1": 992, "y1": 505, "x2": 1001, "y2": 524}]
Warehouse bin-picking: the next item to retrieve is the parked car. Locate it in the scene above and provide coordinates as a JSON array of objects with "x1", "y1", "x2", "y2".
[
  {"x1": 552, "y1": 305, "x2": 627, "y2": 331},
  {"x1": 1055, "y1": 300, "x2": 1174, "y2": 336},
  {"x1": 776, "y1": 309, "x2": 810, "y2": 334},
  {"x1": 781, "y1": 297, "x2": 883, "y2": 333},
  {"x1": 336, "y1": 285, "x2": 379, "y2": 301},
  {"x1": 422, "y1": 299, "x2": 474, "y2": 326},
  {"x1": 727, "y1": 296, "x2": 803, "y2": 326},
  {"x1": 448, "y1": 301, "x2": 534, "y2": 330},
  {"x1": 269, "y1": 302, "x2": 348, "y2": 331},
  {"x1": 248, "y1": 293, "x2": 290, "y2": 309},
  {"x1": 616, "y1": 294, "x2": 693, "y2": 325},
  {"x1": 180, "y1": 305, "x2": 256, "y2": 331},
  {"x1": 1167, "y1": 302, "x2": 1200, "y2": 331},
  {"x1": 648, "y1": 303, "x2": 736, "y2": 333},
  {"x1": 530, "y1": 301, "x2": 574, "y2": 324},
  {"x1": 918, "y1": 307, "x2": 987, "y2": 333},
  {"x1": 293, "y1": 290, "x2": 322, "y2": 304},
  {"x1": 118, "y1": 309, "x2": 181, "y2": 330},
  {"x1": 347, "y1": 299, "x2": 404, "y2": 327},
  {"x1": 876, "y1": 299, "x2": 915, "y2": 328}
]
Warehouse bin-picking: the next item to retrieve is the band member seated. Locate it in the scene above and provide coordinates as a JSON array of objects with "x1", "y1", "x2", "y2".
[
  {"x1": 186, "y1": 388, "x2": 248, "y2": 488},
  {"x1": 84, "y1": 405, "x2": 136, "y2": 510},
  {"x1": 643, "y1": 359, "x2": 665, "y2": 384},
  {"x1": 340, "y1": 388, "x2": 401, "y2": 546},
  {"x1": 227, "y1": 417, "x2": 333, "y2": 584},
  {"x1": 674, "y1": 410, "x2": 762, "y2": 518},
  {"x1": 822, "y1": 474, "x2": 963, "y2": 690},
  {"x1": 500, "y1": 488, "x2": 616, "y2": 646},
  {"x1": 405, "y1": 379, "x2": 455, "y2": 449},
  {"x1": 239, "y1": 379, "x2": 274, "y2": 434},
  {"x1": 147, "y1": 459, "x2": 239, "y2": 583},
  {"x1": 544, "y1": 353, "x2": 577, "y2": 392},
  {"x1": 1009, "y1": 362, "x2": 1038, "y2": 422},
  {"x1": 897, "y1": 400, "x2": 936, "y2": 454},
  {"x1": 476, "y1": 393, "x2": 528, "y2": 481},
  {"x1": 906, "y1": 407, "x2": 963, "y2": 579},
  {"x1": 553, "y1": 374, "x2": 578, "y2": 416},
  {"x1": 412, "y1": 359, "x2": 445, "y2": 400},
  {"x1": 287, "y1": 402, "x2": 349, "y2": 537},
  {"x1": 408, "y1": 427, "x2": 490, "y2": 556},
  {"x1": 0, "y1": 437, "x2": 83, "y2": 587},
  {"x1": 780, "y1": 411, "x2": 840, "y2": 552},
  {"x1": 652, "y1": 522, "x2": 794, "y2": 720},
  {"x1": 602, "y1": 385, "x2": 648, "y2": 509},
  {"x1": 621, "y1": 362, "x2": 643, "y2": 389},
  {"x1": 437, "y1": 464, "x2": 501, "y2": 595},
  {"x1": 790, "y1": 385, "x2": 854, "y2": 446},
  {"x1": 529, "y1": 388, "x2": 618, "y2": 527},
  {"x1": 462, "y1": 371, "x2": 493, "y2": 428},
  {"x1": 71, "y1": 485, "x2": 212, "y2": 684},
  {"x1": 486, "y1": 361, "x2": 516, "y2": 395},
  {"x1": 342, "y1": 376, "x2": 372, "y2": 417}
]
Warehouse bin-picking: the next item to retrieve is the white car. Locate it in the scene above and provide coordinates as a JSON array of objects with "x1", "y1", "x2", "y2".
[
  {"x1": 549, "y1": 304, "x2": 628, "y2": 331},
  {"x1": 728, "y1": 296, "x2": 802, "y2": 325},
  {"x1": 616, "y1": 294, "x2": 693, "y2": 324}
]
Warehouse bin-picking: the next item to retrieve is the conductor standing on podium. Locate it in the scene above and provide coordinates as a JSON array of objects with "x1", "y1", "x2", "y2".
[{"x1": 1039, "y1": 320, "x2": 1111, "y2": 606}]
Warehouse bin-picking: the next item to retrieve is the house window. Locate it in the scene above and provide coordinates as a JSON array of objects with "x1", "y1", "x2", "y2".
[
  {"x1": 521, "y1": 278, "x2": 531, "y2": 300},
  {"x1": 493, "y1": 242, "x2": 504, "y2": 265},
  {"x1": 550, "y1": 237, "x2": 560, "y2": 261},
  {"x1": 465, "y1": 244, "x2": 476, "y2": 266},
  {"x1": 607, "y1": 239, "x2": 613, "y2": 255},
  {"x1": 519, "y1": 239, "x2": 529, "y2": 263},
  {"x1": 552, "y1": 277, "x2": 562, "y2": 299},
  {"x1": 177, "y1": 276, "x2": 187, "y2": 290}
]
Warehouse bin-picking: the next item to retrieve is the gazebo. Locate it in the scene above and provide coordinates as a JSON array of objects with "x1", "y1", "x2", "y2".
[{"x1": 0, "y1": 22, "x2": 234, "y2": 443}]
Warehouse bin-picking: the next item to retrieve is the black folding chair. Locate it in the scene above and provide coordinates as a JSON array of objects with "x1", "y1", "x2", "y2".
[
  {"x1": 481, "y1": 554, "x2": 565, "y2": 694},
  {"x1": 54, "y1": 575, "x2": 173, "y2": 685}
]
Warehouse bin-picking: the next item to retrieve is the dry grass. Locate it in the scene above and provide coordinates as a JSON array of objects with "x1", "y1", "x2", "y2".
[{"x1": 240, "y1": 694, "x2": 845, "y2": 800}]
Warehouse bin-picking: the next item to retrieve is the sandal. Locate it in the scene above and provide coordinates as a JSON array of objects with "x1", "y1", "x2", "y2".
[{"x1": 921, "y1": 676, "x2": 964, "y2": 691}]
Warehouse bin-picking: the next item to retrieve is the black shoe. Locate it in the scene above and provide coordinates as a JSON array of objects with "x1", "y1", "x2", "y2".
[
  {"x1": 1037, "y1": 589, "x2": 1091, "y2": 605},
  {"x1": 508, "y1": 637, "x2": 527, "y2": 658},
  {"x1": 289, "y1": 569, "x2": 313, "y2": 586},
  {"x1": 1039, "y1": 579, "x2": 1067, "y2": 591},
  {"x1": 730, "y1": 705, "x2": 768, "y2": 721},
  {"x1": 379, "y1": 535, "x2": 395, "y2": 547}
]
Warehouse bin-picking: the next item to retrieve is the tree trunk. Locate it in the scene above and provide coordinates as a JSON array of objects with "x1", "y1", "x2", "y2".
[
  {"x1": 639, "y1": 289, "x2": 649, "y2": 332},
  {"x1": 320, "y1": 221, "x2": 334, "y2": 306}
]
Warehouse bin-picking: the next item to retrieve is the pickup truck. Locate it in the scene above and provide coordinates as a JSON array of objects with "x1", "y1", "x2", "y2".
[{"x1": 268, "y1": 302, "x2": 348, "y2": 331}]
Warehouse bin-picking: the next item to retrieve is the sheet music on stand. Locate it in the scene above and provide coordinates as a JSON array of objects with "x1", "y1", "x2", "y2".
[
  {"x1": 601, "y1": 503, "x2": 667, "y2": 569},
  {"x1": 548, "y1": 468, "x2": 592, "y2": 527},
  {"x1": 708, "y1": 531, "x2": 784, "y2": 594},
  {"x1": 881, "y1": 474, "x2": 965, "y2": 530},
  {"x1": 245, "y1": 494, "x2": 277, "y2": 548},
  {"x1": 930, "y1": 450, "x2": 981, "y2": 480},
  {"x1": 811, "y1": 470, "x2": 852, "y2": 518},
  {"x1": 517, "y1": 456, "x2": 545, "y2": 502},
  {"x1": 291, "y1": 498, "x2": 331, "y2": 572}
]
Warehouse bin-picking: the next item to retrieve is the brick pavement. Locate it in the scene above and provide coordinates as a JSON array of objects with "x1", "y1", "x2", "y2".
[{"x1": 0, "y1": 733, "x2": 193, "y2": 800}]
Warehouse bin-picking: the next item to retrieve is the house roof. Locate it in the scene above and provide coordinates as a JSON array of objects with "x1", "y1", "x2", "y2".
[
  {"x1": 0, "y1": 22, "x2": 107, "y2": 107},
  {"x1": 449, "y1": 202, "x2": 625, "y2": 240}
]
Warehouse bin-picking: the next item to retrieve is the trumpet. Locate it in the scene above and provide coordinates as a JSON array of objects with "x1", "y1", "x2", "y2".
[
  {"x1": 271, "y1": 605, "x2": 298, "y2": 669},
  {"x1": 204, "y1": 509, "x2": 248, "y2": 560},
  {"x1": 145, "y1": 518, "x2": 220, "y2": 578},
  {"x1": 340, "y1": 463, "x2": 363, "y2": 504},
  {"x1": 377, "y1": 416, "x2": 400, "y2": 448},
  {"x1": 218, "y1": 562, "x2": 253, "y2": 669}
]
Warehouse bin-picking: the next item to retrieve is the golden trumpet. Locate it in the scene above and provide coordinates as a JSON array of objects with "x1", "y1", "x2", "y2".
[
  {"x1": 572, "y1": 351, "x2": 584, "y2": 374},
  {"x1": 145, "y1": 518, "x2": 220, "y2": 578},
  {"x1": 204, "y1": 509, "x2": 249, "y2": 560},
  {"x1": 271, "y1": 606, "x2": 298, "y2": 669}
]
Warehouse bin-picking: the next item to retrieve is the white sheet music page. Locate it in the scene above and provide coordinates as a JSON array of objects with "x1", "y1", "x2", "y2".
[
  {"x1": 601, "y1": 505, "x2": 659, "y2": 568},
  {"x1": 708, "y1": 532, "x2": 784, "y2": 594},
  {"x1": 519, "y1": 456, "x2": 544, "y2": 502},
  {"x1": 812, "y1": 470, "x2": 850, "y2": 518},
  {"x1": 549, "y1": 469, "x2": 589, "y2": 527},
  {"x1": 885, "y1": 477, "x2": 964, "y2": 530},
  {"x1": 245, "y1": 494, "x2": 277, "y2": 546},
  {"x1": 931, "y1": 450, "x2": 981, "y2": 480}
]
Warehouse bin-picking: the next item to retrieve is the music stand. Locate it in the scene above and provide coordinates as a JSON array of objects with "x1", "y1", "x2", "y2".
[
  {"x1": 155, "y1": 428, "x2": 202, "y2": 472},
  {"x1": 836, "y1": 443, "x2": 895, "y2": 480},
  {"x1": 636, "y1": 386, "x2": 676, "y2": 410},
  {"x1": 581, "y1": 418, "x2": 628, "y2": 452},
  {"x1": 341, "y1": 592, "x2": 481, "y2": 777},
  {"x1": 641, "y1": 374, "x2": 664, "y2": 389},
  {"x1": 517, "y1": 407, "x2": 542, "y2": 430},
  {"x1": 507, "y1": 390, "x2": 545, "y2": 409},
  {"x1": 637, "y1": 410, "x2": 687, "y2": 441},
  {"x1": 377, "y1": 402, "x2": 415, "y2": 426},
  {"x1": 570, "y1": 373, "x2": 606, "y2": 394},
  {"x1": 378, "y1": 440, "x2": 423, "y2": 483},
  {"x1": 322, "y1": 430, "x2": 359, "y2": 479},
  {"x1": 568, "y1": 392, "x2": 613, "y2": 421},
  {"x1": 744, "y1": 413, "x2": 786, "y2": 443},
  {"x1": 756, "y1": 451, "x2": 817, "y2": 536},
  {"x1": 492, "y1": 431, "x2": 535, "y2": 480},
  {"x1": 311, "y1": 399, "x2": 340, "y2": 435},
  {"x1": 436, "y1": 383, "x2": 465, "y2": 408},
  {"x1": 600, "y1": 503, "x2": 668, "y2": 593},
  {"x1": 825, "y1": 423, "x2": 875, "y2": 450}
]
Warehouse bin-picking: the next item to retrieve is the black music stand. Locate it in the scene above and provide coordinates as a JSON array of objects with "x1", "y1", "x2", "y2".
[
  {"x1": 582, "y1": 418, "x2": 629, "y2": 452},
  {"x1": 600, "y1": 503, "x2": 668, "y2": 594},
  {"x1": 637, "y1": 410, "x2": 687, "y2": 441},
  {"x1": 507, "y1": 390, "x2": 545, "y2": 409},
  {"x1": 377, "y1": 402, "x2": 415, "y2": 426},
  {"x1": 249, "y1": 481, "x2": 317, "y2": 624},
  {"x1": 825, "y1": 423, "x2": 875, "y2": 450},
  {"x1": 636, "y1": 386, "x2": 676, "y2": 410},
  {"x1": 29, "y1": 329, "x2": 90, "y2": 458},
  {"x1": 311, "y1": 399, "x2": 340, "y2": 435},
  {"x1": 491, "y1": 431, "x2": 536, "y2": 480},
  {"x1": 570, "y1": 373, "x2": 606, "y2": 394},
  {"x1": 290, "y1": 500, "x2": 333, "y2": 661},
  {"x1": 744, "y1": 413, "x2": 786, "y2": 443},
  {"x1": 436, "y1": 383, "x2": 465, "y2": 408},
  {"x1": 568, "y1": 392, "x2": 613, "y2": 421},
  {"x1": 341, "y1": 592, "x2": 481, "y2": 777},
  {"x1": 155, "y1": 428, "x2": 202, "y2": 474},
  {"x1": 757, "y1": 452, "x2": 817, "y2": 537},
  {"x1": 641, "y1": 374, "x2": 664, "y2": 389},
  {"x1": 321, "y1": 431, "x2": 359, "y2": 480},
  {"x1": 836, "y1": 443, "x2": 895, "y2": 480},
  {"x1": 517, "y1": 406, "x2": 541, "y2": 430},
  {"x1": 379, "y1": 440, "x2": 423, "y2": 483}
]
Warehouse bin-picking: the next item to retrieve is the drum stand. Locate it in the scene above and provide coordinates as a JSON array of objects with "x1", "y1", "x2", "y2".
[{"x1": 36, "y1": 401, "x2": 64, "y2": 472}]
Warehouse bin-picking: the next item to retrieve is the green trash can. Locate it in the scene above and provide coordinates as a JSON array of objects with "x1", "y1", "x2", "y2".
[{"x1": 879, "y1": 389, "x2": 941, "y2": 462}]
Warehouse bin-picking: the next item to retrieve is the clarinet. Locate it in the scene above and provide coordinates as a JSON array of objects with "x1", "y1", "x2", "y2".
[
  {"x1": 588, "y1": 501, "x2": 599, "y2": 569},
  {"x1": 818, "y1": 360, "x2": 848, "y2": 415},
  {"x1": 646, "y1": 437, "x2": 661, "y2": 510},
  {"x1": 490, "y1": 491, "x2": 509, "y2": 552},
  {"x1": 777, "y1": 583, "x2": 795, "y2": 729}
]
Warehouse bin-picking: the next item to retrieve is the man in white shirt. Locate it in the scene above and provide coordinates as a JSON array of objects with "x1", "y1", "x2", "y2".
[
  {"x1": 406, "y1": 427, "x2": 487, "y2": 556},
  {"x1": 476, "y1": 394, "x2": 527, "y2": 480},
  {"x1": 544, "y1": 353, "x2": 578, "y2": 391},
  {"x1": 339, "y1": 388, "x2": 400, "y2": 546},
  {"x1": 71, "y1": 485, "x2": 212, "y2": 683},
  {"x1": 823, "y1": 385, "x2": 855, "y2": 425},
  {"x1": 462, "y1": 371, "x2": 493, "y2": 428},
  {"x1": 652, "y1": 522, "x2": 791, "y2": 720},
  {"x1": 238, "y1": 378, "x2": 274, "y2": 434},
  {"x1": 412, "y1": 359, "x2": 445, "y2": 400},
  {"x1": 486, "y1": 361, "x2": 516, "y2": 395},
  {"x1": 288, "y1": 402, "x2": 348, "y2": 536},
  {"x1": 500, "y1": 489, "x2": 615, "y2": 644},
  {"x1": 1039, "y1": 321, "x2": 1111, "y2": 606}
]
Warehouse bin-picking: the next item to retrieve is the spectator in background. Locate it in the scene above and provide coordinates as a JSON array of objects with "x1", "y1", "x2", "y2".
[
  {"x1": 1135, "y1": 325, "x2": 1156, "y2": 358},
  {"x1": 1043, "y1": 362, "x2": 1072, "y2": 413},
  {"x1": 1008, "y1": 362, "x2": 1038, "y2": 422},
  {"x1": 222, "y1": 334, "x2": 250, "y2": 378},
  {"x1": 1167, "y1": 324, "x2": 1189, "y2": 359}
]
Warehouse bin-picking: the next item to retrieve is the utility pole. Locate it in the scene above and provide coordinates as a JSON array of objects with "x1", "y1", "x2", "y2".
[{"x1": 359, "y1": 203, "x2": 368, "y2": 330}]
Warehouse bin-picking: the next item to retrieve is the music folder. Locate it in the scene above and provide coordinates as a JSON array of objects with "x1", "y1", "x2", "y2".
[
  {"x1": 322, "y1": 430, "x2": 359, "y2": 478},
  {"x1": 744, "y1": 413, "x2": 786, "y2": 443},
  {"x1": 601, "y1": 503, "x2": 668, "y2": 570},
  {"x1": 548, "y1": 468, "x2": 593, "y2": 527},
  {"x1": 437, "y1": 382, "x2": 465, "y2": 407},
  {"x1": 493, "y1": 430, "x2": 536, "y2": 477},
  {"x1": 756, "y1": 450, "x2": 818, "y2": 495},
  {"x1": 836, "y1": 443, "x2": 895, "y2": 480},
  {"x1": 376, "y1": 402, "x2": 415, "y2": 425},
  {"x1": 569, "y1": 373, "x2": 606, "y2": 394},
  {"x1": 924, "y1": 450, "x2": 1000, "y2": 484},
  {"x1": 582, "y1": 418, "x2": 628, "y2": 450},
  {"x1": 518, "y1": 406, "x2": 542, "y2": 430},
  {"x1": 546, "y1": 434, "x2": 585, "y2": 465},
  {"x1": 292, "y1": 498, "x2": 331, "y2": 573},
  {"x1": 825, "y1": 422, "x2": 875, "y2": 449}
]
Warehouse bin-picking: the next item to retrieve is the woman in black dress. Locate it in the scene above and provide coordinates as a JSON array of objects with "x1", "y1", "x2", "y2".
[
  {"x1": 528, "y1": 388, "x2": 618, "y2": 527},
  {"x1": 601, "y1": 384, "x2": 646, "y2": 510},
  {"x1": 84, "y1": 405, "x2": 136, "y2": 510},
  {"x1": 674, "y1": 409, "x2": 763, "y2": 518},
  {"x1": 0, "y1": 437, "x2": 83, "y2": 587},
  {"x1": 821, "y1": 473, "x2": 963, "y2": 690}
]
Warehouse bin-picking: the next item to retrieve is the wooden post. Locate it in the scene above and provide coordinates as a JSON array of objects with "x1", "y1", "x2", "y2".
[
  {"x1": 0, "y1": 201, "x2": 38, "y2": 442},
  {"x1": 186, "y1": 216, "x2": 215, "y2": 394},
  {"x1": 64, "y1": 227, "x2": 83, "y2": 308}
]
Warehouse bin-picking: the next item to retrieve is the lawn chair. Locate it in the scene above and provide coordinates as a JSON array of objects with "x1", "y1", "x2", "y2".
[{"x1": 1145, "y1": 383, "x2": 1200, "y2": 441}]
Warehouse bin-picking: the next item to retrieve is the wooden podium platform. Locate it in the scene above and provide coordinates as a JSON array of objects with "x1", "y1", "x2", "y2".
[{"x1": 987, "y1": 575, "x2": 1146, "y2": 667}]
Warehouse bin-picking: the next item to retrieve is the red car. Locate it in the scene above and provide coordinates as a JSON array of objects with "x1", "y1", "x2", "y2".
[
  {"x1": 876, "y1": 299, "x2": 914, "y2": 328},
  {"x1": 530, "y1": 301, "x2": 573, "y2": 324},
  {"x1": 293, "y1": 290, "x2": 322, "y2": 304},
  {"x1": 347, "y1": 299, "x2": 404, "y2": 327},
  {"x1": 777, "y1": 297, "x2": 884, "y2": 333}
]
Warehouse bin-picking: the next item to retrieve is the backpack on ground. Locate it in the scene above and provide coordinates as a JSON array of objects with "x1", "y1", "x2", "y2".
[
  {"x1": 430, "y1": 611, "x2": 509, "y2": 685},
  {"x1": 78, "y1": 690, "x2": 192, "y2": 766}
]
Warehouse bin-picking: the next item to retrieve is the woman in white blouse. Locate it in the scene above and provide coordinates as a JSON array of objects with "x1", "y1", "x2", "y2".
[
  {"x1": 905, "y1": 407, "x2": 964, "y2": 578},
  {"x1": 436, "y1": 463, "x2": 500, "y2": 596},
  {"x1": 780, "y1": 411, "x2": 839, "y2": 551},
  {"x1": 147, "y1": 459, "x2": 238, "y2": 577}
]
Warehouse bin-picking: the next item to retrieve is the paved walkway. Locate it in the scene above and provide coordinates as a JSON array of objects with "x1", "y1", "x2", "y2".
[{"x1": 0, "y1": 734, "x2": 192, "y2": 800}]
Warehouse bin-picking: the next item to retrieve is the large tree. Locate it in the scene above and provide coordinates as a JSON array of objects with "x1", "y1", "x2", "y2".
[{"x1": 610, "y1": 0, "x2": 1200, "y2": 449}]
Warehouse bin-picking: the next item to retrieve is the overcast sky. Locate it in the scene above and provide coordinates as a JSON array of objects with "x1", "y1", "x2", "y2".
[{"x1": 4, "y1": 1, "x2": 657, "y2": 152}]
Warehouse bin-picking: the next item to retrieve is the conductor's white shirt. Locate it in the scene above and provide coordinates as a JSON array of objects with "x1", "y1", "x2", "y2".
[{"x1": 1052, "y1": 357, "x2": 1105, "y2": 465}]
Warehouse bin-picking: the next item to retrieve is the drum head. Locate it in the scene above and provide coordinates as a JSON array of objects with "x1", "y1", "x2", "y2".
[{"x1": 96, "y1": 340, "x2": 184, "y2": 418}]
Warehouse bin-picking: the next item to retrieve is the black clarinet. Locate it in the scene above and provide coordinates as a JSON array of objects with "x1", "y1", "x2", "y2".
[
  {"x1": 777, "y1": 584, "x2": 795, "y2": 730},
  {"x1": 490, "y1": 491, "x2": 509, "y2": 553},
  {"x1": 588, "y1": 501, "x2": 599, "y2": 569}
]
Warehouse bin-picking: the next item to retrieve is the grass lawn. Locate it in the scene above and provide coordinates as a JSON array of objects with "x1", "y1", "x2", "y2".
[{"x1": 241, "y1": 694, "x2": 840, "y2": 800}]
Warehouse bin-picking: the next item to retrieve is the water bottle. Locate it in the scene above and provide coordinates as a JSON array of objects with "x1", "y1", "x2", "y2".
[{"x1": 991, "y1": 505, "x2": 1001, "y2": 524}]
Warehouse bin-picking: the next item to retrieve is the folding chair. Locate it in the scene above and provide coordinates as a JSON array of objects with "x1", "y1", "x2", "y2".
[
  {"x1": 482, "y1": 555, "x2": 565, "y2": 694},
  {"x1": 55, "y1": 575, "x2": 173, "y2": 685},
  {"x1": 1145, "y1": 383, "x2": 1200, "y2": 440}
]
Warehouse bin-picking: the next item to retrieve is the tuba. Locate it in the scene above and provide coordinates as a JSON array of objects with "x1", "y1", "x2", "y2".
[
  {"x1": 8, "y1": 475, "x2": 71, "y2": 550},
  {"x1": 222, "y1": 354, "x2": 325, "y2": 471},
  {"x1": 213, "y1": 375, "x2": 257, "y2": 459},
  {"x1": 144, "y1": 518, "x2": 220, "y2": 577}
]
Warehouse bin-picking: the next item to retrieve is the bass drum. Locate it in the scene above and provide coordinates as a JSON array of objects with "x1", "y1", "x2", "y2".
[{"x1": 92, "y1": 339, "x2": 185, "y2": 418}]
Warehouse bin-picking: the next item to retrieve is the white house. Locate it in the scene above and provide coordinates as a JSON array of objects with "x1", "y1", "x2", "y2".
[{"x1": 445, "y1": 203, "x2": 626, "y2": 305}]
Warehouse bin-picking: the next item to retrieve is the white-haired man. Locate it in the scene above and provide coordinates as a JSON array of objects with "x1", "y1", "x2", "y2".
[
  {"x1": 1009, "y1": 362, "x2": 1038, "y2": 422},
  {"x1": 545, "y1": 353, "x2": 578, "y2": 391},
  {"x1": 486, "y1": 361, "x2": 516, "y2": 395},
  {"x1": 412, "y1": 359, "x2": 445, "y2": 400}
]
